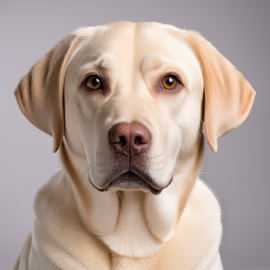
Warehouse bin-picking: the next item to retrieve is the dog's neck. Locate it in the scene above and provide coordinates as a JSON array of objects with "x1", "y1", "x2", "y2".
[{"x1": 60, "y1": 139, "x2": 204, "y2": 258}]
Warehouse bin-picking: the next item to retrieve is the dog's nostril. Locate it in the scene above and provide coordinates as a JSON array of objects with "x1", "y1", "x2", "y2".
[
  {"x1": 134, "y1": 136, "x2": 141, "y2": 145},
  {"x1": 119, "y1": 136, "x2": 126, "y2": 146}
]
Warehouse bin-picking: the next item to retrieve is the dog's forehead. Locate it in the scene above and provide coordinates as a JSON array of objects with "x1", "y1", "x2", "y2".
[{"x1": 72, "y1": 22, "x2": 196, "y2": 70}]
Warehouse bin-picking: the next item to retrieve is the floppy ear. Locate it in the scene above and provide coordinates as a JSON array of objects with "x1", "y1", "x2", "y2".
[
  {"x1": 188, "y1": 31, "x2": 256, "y2": 152},
  {"x1": 15, "y1": 33, "x2": 80, "y2": 152}
]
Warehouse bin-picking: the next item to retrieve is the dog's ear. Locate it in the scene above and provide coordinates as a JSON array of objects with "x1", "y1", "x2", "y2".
[
  {"x1": 15, "y1": 33, "x2": 80, "y2": 152},
  {"x1": 188, "y1": 31, "x2": 256, "y2": 152}
]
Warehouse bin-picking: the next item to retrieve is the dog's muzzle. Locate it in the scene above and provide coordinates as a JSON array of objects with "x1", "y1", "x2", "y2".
[{"x1": 89, "y1": 122, "x2": 172, "y2": 194}]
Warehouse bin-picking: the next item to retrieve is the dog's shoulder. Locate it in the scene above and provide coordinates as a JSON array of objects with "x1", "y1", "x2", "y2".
[
  {"x1": 188, "y1": 178, "x2": 221, "y2": 219},
  {"x1": 157, "y1": 179, "x2": 223, "y2": 269},
  {"x1": 31, "y1": 171, "x2": 111, "y2": 270},
  {"x1": 180, "y1": 178, "x2": 223, "y2": 257},
  {"x1": 34, "y1": 170, "x2": 75, "y2": 216}
]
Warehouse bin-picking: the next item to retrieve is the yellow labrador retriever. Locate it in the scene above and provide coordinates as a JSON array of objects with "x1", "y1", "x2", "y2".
[{"x1": 13, "y1": 22, "x2": 255, "y2": 270}]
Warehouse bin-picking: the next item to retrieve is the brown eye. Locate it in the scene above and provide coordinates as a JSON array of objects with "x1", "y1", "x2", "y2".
[
  {"x1": 162, "y1": 75, "x2": 179, "y2": 90},
  {"x1": 84, "y1": 75, "x2": 102, "y2": 91}
]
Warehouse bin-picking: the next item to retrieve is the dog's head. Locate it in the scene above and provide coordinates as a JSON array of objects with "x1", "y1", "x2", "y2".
[{"x1": 15, "y1": 22, "x2": 255, "y2": 195}]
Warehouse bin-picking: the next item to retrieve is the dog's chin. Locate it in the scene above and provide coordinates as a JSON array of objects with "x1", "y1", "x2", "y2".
[{"x1": 107, "y1": 172, "x2": 162, "y2": 195}]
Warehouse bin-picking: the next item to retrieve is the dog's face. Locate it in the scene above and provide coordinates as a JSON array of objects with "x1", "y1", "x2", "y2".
[
  {"x1": 15, "y1": 21, "x2": 255, "y2": 196},
  {"x1": 64, "y1": 22, "x2": 203, "y2": 194}
]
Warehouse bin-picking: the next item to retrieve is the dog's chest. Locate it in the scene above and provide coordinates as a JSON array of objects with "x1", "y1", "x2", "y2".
[
  {"x1": 100, "y1": 191, "x2": 166, "y2": 257},
  {"x1": 111, "y1": 251, "x2": 161, "y2": 270}
]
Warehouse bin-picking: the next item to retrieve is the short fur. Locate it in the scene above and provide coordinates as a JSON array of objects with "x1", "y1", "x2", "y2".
[{"x1": 13, "y1": 22, "x2": 255, "y2": 270}]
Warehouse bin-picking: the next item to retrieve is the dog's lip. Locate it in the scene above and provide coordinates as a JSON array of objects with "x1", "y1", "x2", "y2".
[
  {"x1": 108, "y1": 171, "x2": 158, "y2": 193},
  {"x1": 90, "y1": 167, "x2": 173, "y2": 195},
  {"x1": 108, "y1": 171, "x2": 163, "y2": 195}
]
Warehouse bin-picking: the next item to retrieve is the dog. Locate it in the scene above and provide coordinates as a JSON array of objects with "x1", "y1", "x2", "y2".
[{"x1": 13, "y1": 21, "x2": 255, "y2": 270}]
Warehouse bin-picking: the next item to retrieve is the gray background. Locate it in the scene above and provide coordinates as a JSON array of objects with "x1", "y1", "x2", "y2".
[{"x1": 0, "y1": 0, "x2": 269, "y2": 269}]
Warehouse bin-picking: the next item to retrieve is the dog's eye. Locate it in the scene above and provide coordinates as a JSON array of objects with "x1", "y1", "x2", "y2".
[
  {"x1": 84, "y1": 75, "x2": 102, "y2": 91},
  {"x1": 162, "y1": 75, "x2": 179, "y2": 90}
]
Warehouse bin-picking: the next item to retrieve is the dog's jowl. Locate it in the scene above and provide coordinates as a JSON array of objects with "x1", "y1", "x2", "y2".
[{"x1": 13, "y1": 22, "x2": 255, "y2": 270}]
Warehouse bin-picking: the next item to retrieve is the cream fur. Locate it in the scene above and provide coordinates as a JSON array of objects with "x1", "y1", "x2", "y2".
[{"x1": 13, "y1": 21, "x2": 255, "y2": 270}]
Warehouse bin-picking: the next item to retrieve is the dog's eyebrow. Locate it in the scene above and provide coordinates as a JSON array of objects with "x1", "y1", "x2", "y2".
[
  {"x1": 154, "y1": 53, "x2": 167, "y2": 66},
  {"x1": 149, "y1": 53, "x2": 166, "y2": 69},
  {"x1": 95, "y1": 58, "x2": 111, "y2": 71},
  {"x1": 142, "y1": 53, "x2": 172, "y2": 71}
]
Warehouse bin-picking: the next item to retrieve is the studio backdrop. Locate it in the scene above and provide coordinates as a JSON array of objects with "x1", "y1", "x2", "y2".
[{"x1": 0, "y1": 1, "x2": 269, "y2": 269}]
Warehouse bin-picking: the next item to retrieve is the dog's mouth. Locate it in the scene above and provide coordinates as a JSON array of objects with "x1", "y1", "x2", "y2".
[
  {"x1": 108, "y1": 171, "x2": 162, "y2": 194},
  {"x1": 91, "y1": 167, "x2": 172, "y2": 195}
]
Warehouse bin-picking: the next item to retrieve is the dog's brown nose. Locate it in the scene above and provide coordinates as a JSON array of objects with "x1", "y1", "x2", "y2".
[{"x1": 109, "y1": 123, "x2": 151, "y2": 156}]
